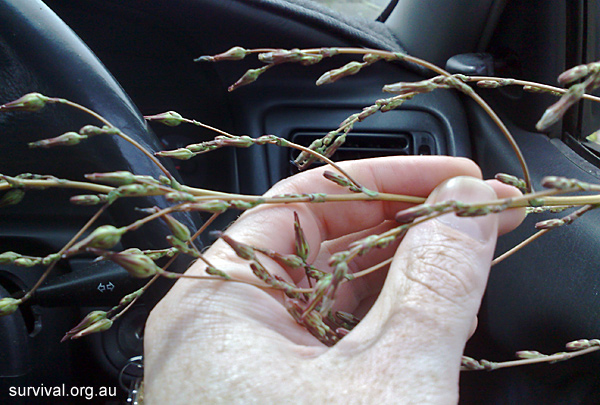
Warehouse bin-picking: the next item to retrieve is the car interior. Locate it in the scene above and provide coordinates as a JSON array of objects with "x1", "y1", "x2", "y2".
[{"x1": 1, "y1": 0, "x2": 599, "y2": 403}]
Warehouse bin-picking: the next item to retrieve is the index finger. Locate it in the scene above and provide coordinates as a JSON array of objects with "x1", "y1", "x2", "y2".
[{"x1": 225, "y1": 156, "x2": 482, "y2": 263}]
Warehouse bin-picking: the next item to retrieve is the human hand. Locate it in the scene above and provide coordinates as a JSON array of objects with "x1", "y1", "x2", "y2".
[{"x1": 144, "y1": 156, "x2": 525, "y2": 404}]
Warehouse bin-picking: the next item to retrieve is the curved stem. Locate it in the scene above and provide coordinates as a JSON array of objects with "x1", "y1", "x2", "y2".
[
  {"x1": 466, "y1": 90, "x2": 533, "y2": 192},
  {"x1": 52, "y1": 98, "x2": 175, "y2": 181},
  {"x1": 285, "y1": 139, "x2": 365, "y2": 191},
  {"x1": 171, "y1": 113, "x2": 369, "y2": 195},
  {"x1": 278, "y1": 47, "x2": 533, "y2": 192}
]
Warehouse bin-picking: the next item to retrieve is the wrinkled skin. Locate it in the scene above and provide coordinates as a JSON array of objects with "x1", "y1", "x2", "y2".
[{"x1": 144, "y1": 156, "x2": 525, "y2": 404}]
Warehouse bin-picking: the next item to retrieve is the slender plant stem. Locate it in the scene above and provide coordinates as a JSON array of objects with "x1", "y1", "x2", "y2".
[
  {"x1": 8, "y1": 175, "x2": 600, "y2": 209},
  {"x1": 170, "y1": 113, "x2": 368, "y2": 192},
  {"x1": 166, "y1": 271, "x2": 312, "y2": 293},
  {"x1": 20, "y1": 203, "x2": 111, "y2": 302},
  {"x1": 351, "y1": 257, "x2": 393, "y2": 279},
  {"x1": 481, "y1": 346, "x2": 600, "y2": 370},
  {"x1": 467, "y1": 90, "x2": 533, "y2": 192},
  {"x1": 0, "y1": 176, "x2": 244, "y2": 198},
  {"x1": 250, "y1": 47, "x2": 533, "y2": 192},
  {"x1": 124, "y1": 204, "x2": 185, "y2": 232},
  {"x1": 0, "y1": 177, "x2": 112, "y2": 193},
  {"x1": 492, "y1": 229, "x2": 550, "y2": 266},
  {"x1": 285, "y1": 139, "x2": 364, "y2": 190},
  {"x1": 465, "y1": 76, "x2": 600, "y2": 103},
  {"x1": 52, "y1": 98, "x2": 175, "y2": 181},
  {"x1": 178, "y1": 117, "x2": 236, "y2": 138},
  {"x1": 110, "y1": 213, "x2": 223, "y2": 321}
]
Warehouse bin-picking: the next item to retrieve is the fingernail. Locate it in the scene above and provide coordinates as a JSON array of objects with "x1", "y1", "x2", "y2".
[{"x1": 428, "y1": 176, "x2": 498, "y2": 242}]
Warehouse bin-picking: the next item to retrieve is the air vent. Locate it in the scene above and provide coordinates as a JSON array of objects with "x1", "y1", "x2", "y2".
[{"x1": 290, "y1": 132, "x2": 437, "y2": 171}]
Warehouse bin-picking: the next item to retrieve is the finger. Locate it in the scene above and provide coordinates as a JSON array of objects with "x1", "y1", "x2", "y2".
[
  {"x1": 329, "y1": 176, "x2": 501, "y2": 398},
  {"x1": 313, "y1": 179, "x2": 523, "y2": 286},
  {"x1": 219, "y1": 156, "x2": 482, "y2": 264},
  {"x1": 284, "y1": 178, "x2": 525, "y2": 312},
  {"x1": 309, "y1": 220, "x2": 401, "y2": 312},
  {"x1": 469, "y1": 316, "x2": 478, "y2": 338},
  {"x1": 486, "y1": 179, "x2": 526, "y2": 235}
]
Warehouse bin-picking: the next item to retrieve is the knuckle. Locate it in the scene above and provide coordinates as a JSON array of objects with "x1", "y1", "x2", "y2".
[{"x1": 402, "y1": 233, "x2": 483, "y2": 304}]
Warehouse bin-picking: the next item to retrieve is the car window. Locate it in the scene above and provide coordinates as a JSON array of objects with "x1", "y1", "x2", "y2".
[{"x1": 310, "y1": 0, "x2": 390, "y2": 19}]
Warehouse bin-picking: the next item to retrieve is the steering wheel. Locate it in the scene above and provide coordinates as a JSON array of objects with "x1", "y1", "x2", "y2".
[{"x1": 0, "y1": 0, "x2": 199, "y2": 395}]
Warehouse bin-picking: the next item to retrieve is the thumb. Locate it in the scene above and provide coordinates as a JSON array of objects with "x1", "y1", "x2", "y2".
[{"x1": 331, "y1": 176, "x2": 498, "y2": 395}]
